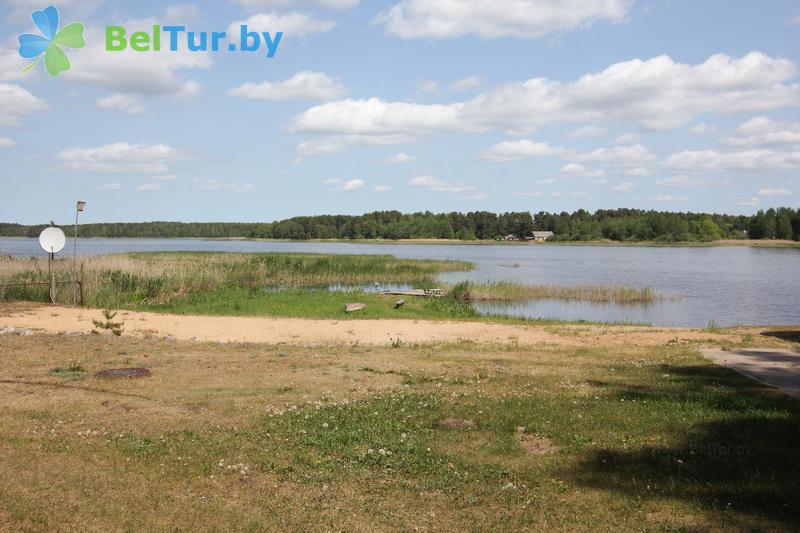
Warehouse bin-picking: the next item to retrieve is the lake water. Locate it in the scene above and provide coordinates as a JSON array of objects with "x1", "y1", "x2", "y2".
[{"x1": 2, "y1": 237, "x2": 799, "y2": 327}]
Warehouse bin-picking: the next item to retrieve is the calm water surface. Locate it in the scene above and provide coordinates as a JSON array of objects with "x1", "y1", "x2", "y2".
[{"x1": 2, "y1": 237, "x2": 798, "y2": 327}]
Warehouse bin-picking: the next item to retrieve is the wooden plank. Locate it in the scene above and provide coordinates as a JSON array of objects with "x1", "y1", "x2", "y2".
[
  {"x1": 382, "y1": 289, "x2": 444, "y2": 298},
  {"x1": 345, "y1": 303, "x2": 366, "y2": 313}
]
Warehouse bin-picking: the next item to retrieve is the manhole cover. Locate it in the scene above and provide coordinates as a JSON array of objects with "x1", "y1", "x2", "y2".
[{"x1": 95, "y1": 368, "x2": 151, "y2": 379}]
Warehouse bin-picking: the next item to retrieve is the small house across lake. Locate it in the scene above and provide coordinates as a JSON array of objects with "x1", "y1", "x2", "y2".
[{"x1": 530, "y1": 231, "x2": 554, "y2": 241}]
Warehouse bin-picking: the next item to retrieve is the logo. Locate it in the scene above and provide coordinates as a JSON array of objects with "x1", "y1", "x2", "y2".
[
  {"x1": 105, "y1": 26, "x2": 282, "y2": 58},
  {"x1": 18, "y1": 5, "x2": 85, "y2": 77}
]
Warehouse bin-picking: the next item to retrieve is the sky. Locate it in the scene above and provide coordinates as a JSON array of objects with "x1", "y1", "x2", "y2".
[{"x1": 0, "y1": 0, "x2": 799, "y2": 225}]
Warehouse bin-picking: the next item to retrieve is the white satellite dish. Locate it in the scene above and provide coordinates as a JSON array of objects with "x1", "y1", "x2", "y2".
[{"x1": 39, "y1": 227, "x2": 66, "y2": 254}]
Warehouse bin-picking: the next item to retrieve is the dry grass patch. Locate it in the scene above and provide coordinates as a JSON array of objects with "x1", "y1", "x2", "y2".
[{"x1": 0, "y1": 333, "x2": 798, "y2": 531}]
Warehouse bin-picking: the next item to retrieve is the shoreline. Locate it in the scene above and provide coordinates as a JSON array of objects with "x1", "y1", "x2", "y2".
[{"x1": 2, "y1": 235, "x2": 799, "y2": 248}]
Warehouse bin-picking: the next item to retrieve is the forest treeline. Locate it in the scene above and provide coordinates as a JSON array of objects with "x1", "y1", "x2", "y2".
[{"x1": 2, "y1": 208, "x2": 799, "y2": 242}]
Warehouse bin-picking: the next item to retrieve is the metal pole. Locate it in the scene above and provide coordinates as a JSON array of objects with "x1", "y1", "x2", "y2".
[
  {"x1": 49, "y1": 251, "x2": 55, "y2": 303},
  {"x1": 72, "y1": 207, "x2": 79, "y2": 306}
]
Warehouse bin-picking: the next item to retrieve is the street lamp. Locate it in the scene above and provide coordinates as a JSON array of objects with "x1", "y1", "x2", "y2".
[{"x1": 72, "y1": 201, "x2": 85, "y2": 306}]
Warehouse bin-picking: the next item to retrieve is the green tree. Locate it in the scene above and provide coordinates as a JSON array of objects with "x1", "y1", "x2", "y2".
[{"x1": 777, "y1": 209, "x2": 794, "y2": 240}]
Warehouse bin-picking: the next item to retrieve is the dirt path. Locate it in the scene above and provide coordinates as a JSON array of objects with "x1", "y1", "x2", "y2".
[
  {"x1": 0, "y1": 304, "x2": 747, "y2": 347},
  {"x1": 703, "y1": 348, "x2": 800, "y2": 399}
]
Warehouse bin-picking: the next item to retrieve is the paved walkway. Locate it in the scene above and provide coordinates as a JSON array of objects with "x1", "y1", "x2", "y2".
[{"x1": 703, "y1": 348, "x2": 800, "y2": 399}]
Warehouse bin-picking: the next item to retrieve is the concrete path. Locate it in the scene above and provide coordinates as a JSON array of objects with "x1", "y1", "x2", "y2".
[{"x1": 703, "y1": 348, "x2": 800, "y2": 399}]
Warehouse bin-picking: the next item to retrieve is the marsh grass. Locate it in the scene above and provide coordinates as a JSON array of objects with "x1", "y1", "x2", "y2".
[
  {"x1": 0, "y1": 252, "x2": 472, "y2": 307},
  {"x1": 461, "y1": 281, "x2": 658, "y2": 303}
]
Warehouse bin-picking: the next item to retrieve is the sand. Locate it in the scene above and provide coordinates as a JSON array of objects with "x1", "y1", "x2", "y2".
[{"x1": 0, "y1": 304, "x2": 744, "y2": 347}]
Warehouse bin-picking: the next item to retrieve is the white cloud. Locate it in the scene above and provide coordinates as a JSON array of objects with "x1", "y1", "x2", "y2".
[
  {"x1": 0, "y1": 47, "x2": 28, "y2": 82},
  {"x1": 138, "y1": 183, "x2": 164, "y2": 192},
  {"x1": 165, "y1": 4, "x2": 200, "y2": 19},
  {"x1": 232, "y1": 0, "x2": 358, "y2": 9},
  {"x1": 290, "y1": 98, "x2": 468, "y2": 157},
  {"x1": 450, "y1": 77, "x2": 481, "y2": 92},
  {"x1": 649, "y1": 194, "x2": 689, "y2": 202},
  {"x1": 576, "y1": 144, "x2": 657, "y2": 167},
  {"x1": 0, "y1": 137, "x2": 16, "y2": 148},
  {"x1": 736, "y1": 197, "x2": 759, "y2": 206},
  {"x1": 98, "y1": 182, "x2": 121, "y2": 191},
  {"x1": 385, "y1": 152, "x2": 416, "y2": 164},
  {"x1": 655, "y1": 175, "x2": 704, "y2": 187},
  {"x1": 294, "y1": 132, "x2": 419, "y2": 162},
  {"x1": 57, "y1": 143, "x2": 184, "y2": 173},
  {"x1": 374, "y1": 185, "x2": 392, "y2": 192},
  {"x1": 292, "y1": 52, "x2": 799, "y2": 155},
  {"x1": 376, "y1": 0, "x2": 632, "y2": 39},
  {"x1": 463, "y1": 52, "x2": 800, "y2": 131},
  {"x1": 550, "y1": 190, "x2": 590, "y2": 199},
  {"x1": 228, "y1": 12, "x2": 337, "y2": 37},
  {"x1": 323, "y1": 178, "x2": 365, "y2": 191},
  {"x1": 724, "y1": 116, "x2": 800, "y2": 148},
  {"x1": 479, "y1": 140, "x2": 566, "y2": 162},
  {"x1": 0, "y1": 83, "x2": 47, "y2": 127},
  {"x1": 64, "y1": 20, "x2": 211, "y2": 97},
  {"x1": 626, "y1": 167, "x2": 651, "y2": 177},
  {"x1": 341, "y1": 179, "x2": 365, "y2": 191},
  {"x1": 757, "y1": 188, "x2": 792, "y2": 196},
  {"x1": 409, "y1": 175, "x2": 478, "y2": 194},
  {"x1": 96, "y1": 94, "x2": 146, "y2": 115},
  {"x1": 228, "y1": 71, "x2": 347, "y2": 101},
  {"x1": 416, "y1": 79, "x2": 441, "y2": 95},
  {"x1": 612, "y1": 181, "x2": 635, "y2": 192},
  {"x1": 152, "y1": 174, "x2": 179, "y2": 181},
  {"x1": 566, "y1": 125, "x2": 606, "y2": 139},
  {"x1": 295, "y1": 139, "x2": 349, "y2": 160},
  {"x1": 192, "y1": 178, "x2": 256, "y2": 192},
  {"x1": 5, "y1": 0, "x2": 103, "y2": 22},
  {"x1": 511, "y1": 191, "x2": 543, "y2": 198},
  {"x1": 787, "y1": 14, "x2": 800, "y2": 26},
  {"x1": 558, "y1": 163, "x2": 605, "y2": 179},
  {"x1": 614, "y1": 133, "x2": 640, "y2": 145},
  {"x1": 665, "y1": 148, "x2": 800, "y2": 172},
  {"x1": 688, "y1": 123, "x2": 718, "y2": 135}
]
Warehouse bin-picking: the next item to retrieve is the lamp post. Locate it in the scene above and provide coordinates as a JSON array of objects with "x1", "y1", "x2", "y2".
[{"x1": 72, "y1": 201, "x2": 85, "y2": 306}]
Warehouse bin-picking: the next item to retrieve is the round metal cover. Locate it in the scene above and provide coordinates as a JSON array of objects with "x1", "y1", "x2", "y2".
[
  {"x1": 94, "y1": 368, "x2": 151, "y2": 379},
  {"x1": 38, "y1": 227, "x2": 66, "y2": 254}
]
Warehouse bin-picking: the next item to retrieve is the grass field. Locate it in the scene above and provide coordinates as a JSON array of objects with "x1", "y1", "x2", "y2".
[
  {"x1": 0, "y1": 332, "x2": 798, "y2": 531},
  {"x1": 0, "y1": 253, "x2": 657, "y2": 322}
]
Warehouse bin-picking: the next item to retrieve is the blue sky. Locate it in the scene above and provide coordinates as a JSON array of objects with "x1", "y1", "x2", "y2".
[{"x1": 1, "y1": 0, "x2": 799, "y2": 225}]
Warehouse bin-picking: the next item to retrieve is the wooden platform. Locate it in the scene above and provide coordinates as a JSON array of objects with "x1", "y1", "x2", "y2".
[{"x1": 381, "y1": 289, "x2": 444, "y2": 298}]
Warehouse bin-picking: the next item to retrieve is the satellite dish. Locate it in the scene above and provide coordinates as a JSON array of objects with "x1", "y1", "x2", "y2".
[{"x1": 39, "y1": 227, "x2": 66, "y2": 254}]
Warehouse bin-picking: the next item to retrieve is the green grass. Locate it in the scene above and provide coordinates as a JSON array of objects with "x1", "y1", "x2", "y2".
[
  {"x1": 146, "y1": 286, "x2": 480, "y2": 320},
  {"x1": 90, "y1": 343, "x2": 800, "y2": 530}
]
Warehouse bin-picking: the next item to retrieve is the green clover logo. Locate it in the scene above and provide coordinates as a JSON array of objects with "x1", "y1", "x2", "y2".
[{"x1": 18, "y1": 5, "x2": 85, "y2": 77}]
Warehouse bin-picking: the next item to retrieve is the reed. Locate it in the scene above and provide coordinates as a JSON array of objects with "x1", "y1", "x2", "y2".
[
  {"x1": 456, "y1": 281, "x2": 658, "y2": 303},
  {"x1": 0, "y1": 252, "x2": 473, "y2": 307}
]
